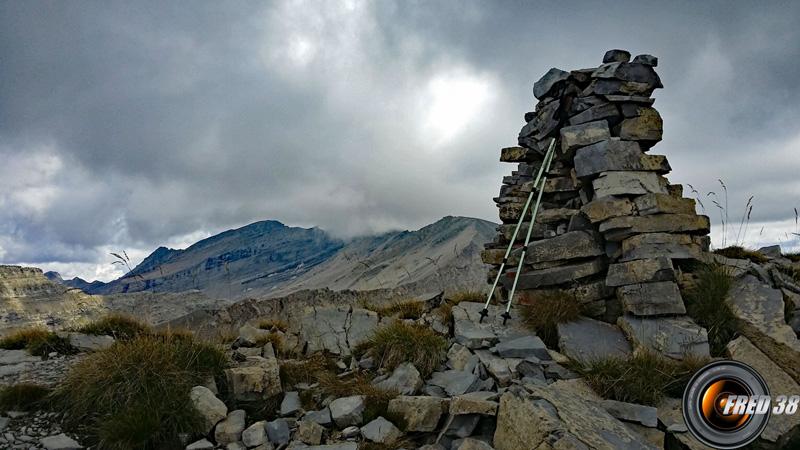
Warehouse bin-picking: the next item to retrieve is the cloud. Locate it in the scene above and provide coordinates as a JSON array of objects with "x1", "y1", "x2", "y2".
[{"x1": 1, "y1": 0, "x2": 799, "y2": 280}]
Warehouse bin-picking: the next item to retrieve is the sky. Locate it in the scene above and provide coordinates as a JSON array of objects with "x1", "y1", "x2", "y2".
[{"x1": 1, "y1": 0, "x2": 799, "y2": 282}]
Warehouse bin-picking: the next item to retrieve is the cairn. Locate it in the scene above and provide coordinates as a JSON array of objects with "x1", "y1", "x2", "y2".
[{"x1": 482, "y1": 49, "x2": 713, "y2": 360}]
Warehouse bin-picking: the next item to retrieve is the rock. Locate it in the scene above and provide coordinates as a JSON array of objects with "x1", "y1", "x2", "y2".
[
  {"x1": 387, "y1": 396, "x2": 449, "y2": 432},
  {"x1": 618, "y1": 315, "x2": 710, "y2": 360},
  {"x1": 446, "y1": 414, "x2": 481, "y2": 438},
  {"x1": 340, "y1": 426, "x2": 360, "y2": 439},
  {"x1": 619, "y1": 108, "x2": 662, "y2": 142},
  {"x1": 599, "y1": 214, "x2": 710, "y2": 242},
  {"x1": 280, "y1": 391, "x2": 303, "y2": 416},
  {"x1": 494, "y1": 380, "x2": 658, "y2": 450},
  {"x1": 634, "y1": 193, "x2": 695, "y2": 216},
  {"x1": 758, "y1": 244, "x2": 782, "y2": 257},
  {"x1": 303, "y1": 408, "x2": 333, "y2": 427},
  {"x1": 190, "y1": 386, "x2": 227, "y2": 433},
  {"x1": 226, "y1": 443, "x2": 246, "y2": 450},
  {"x1": 237, "y1": 324, "x2": 271, "y2": 347},
  {"x1": 63, "y1": 332, "x2": 114, "y2": 352},
  {"x1": 242, "y1": 421, "x2": 268, "y2": 448},
  {"x1": 225, "y1": 356, "x2": 282, "y2": 401},
  {"x1": 607, "y1": 257, "x2": 674, "y2": 287},
  {"x1": 373, "y1": 362, "x2": 423, "y2": 395},
  {"x1": 592, "y1": 171, "x2": 667, "y2": 198},
  {"x1": 453, "y1": 319, "x2": 498, "y2": 349},
  {"x1": 625, "y1": 423, "x2": 664, "y2": 449},
  {"x1": 727, "y1": 275, "x2": 800, "y2": 383},
  {"x1": 454, "y1": 438, "x2": 494, "y2": 450},
  {"x1": 0, "y1": 349, "x2": 39, "y2": 365},
  {"x1": 299, "y1": 306, "x2": 378, "y2": 356},
  {"x1": 560, "y1": 121, "x2": 610, "y2": 154},
  {"x1": 520, "y1": 100, "x2": 561, "y2": 144},
  {"x1": 603, "y1": 49, "x2": 631, "y2": 63},
  {"x1": 186, "y1": 439, "x2": 214, "y2": 450},
  {"x1": 40, "y1": 434, "x2": 83, "y2": 450},
  {"x1": 215, "y1": 410, "x2": 247, "y2": 445},
  {"x1": 360, "y1": 417, "x2": 402, "y2": 444},
  {"x1": 328, "y1": 395, "x2": 366, "y2": 428},
  {"x1": 618, "y1": 281, "x2": 686, "y2": 315},
  {"x1": 523, "y1": 231, "x2": 604, "y2": 264},
  {"x1": 494, "y1": 334, "x2": 549, "y2": 360},
  {"x1": 600, "y1": 399, "x2": 658, "y2": 427},
  {"x1": 450, "y1": 391, "x2": 499, "y2": 416},
  {"x1": 557, "y1": 317, "x2": 632, "y2": 364},
  {"x1": 581, "y1": 197, "x2": 635, "y2": 223},
  {"x1": 474, "y1": 350, "x2": 514, "y2": 385},
  {"x1": 429, "y1": 370, "x2": 481, "y2": 396},
  {"x1": 727, "y1": 336, "x2": 800, "y2": 445},
  {"x1": 296, "y1": 420, "x2": 325, "y2": 445},
  {"x1": 533, "y1": 68, "x2": 569, "y2": 99},
  {"x1": 620, "y1": 232, "x2": 705, "y2": 261},
  {"x1": 569, "y1": 102, "x2": 620, "y2": 126},
  {"x1": 499, "y1": 146, "x2": 532, "y2": 162},
  {"x1": 266, "y1": 419, "x2": 291, "y2": 446},
  {"x1": 511, "y1": 259, "x2": 607, "y2": 289},
  {"x1": 447, "y1": 343, "x2": 474, "y2": 371},
  {"x1": 632, "y1": 54, "x2": 658, "y2": 66},
  {"x1": 574, "y1": 139, "x2": 658, "y2": 178},
  {"x1": 306, "y1": 443, "x2": 357, "y2": 450}
]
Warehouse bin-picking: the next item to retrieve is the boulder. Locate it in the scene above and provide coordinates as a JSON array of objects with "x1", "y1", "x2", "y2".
[
  {"x1": 574, "y1": 139, "x2": 661, "y2": 178},
  {"x1": 280, "y1": 391, "x2": 303, "y2": 416},
  {"x1": 265, "y1": 419, "x2": 290, "y2": 445},
  {"x1": 618, "y1": 316, "x2": 710, "y2": 360},
  {"x1": 510, "y1": 259, "x2": 607, "y2": 289},
  {"x1": 632, "y1": 54, "x2": 658, "y2": 66},
  {"x1": 215, "y1": 410, "x2": 247, "y2": 445},
  {"x1": 62, "y1": 332, "x2": 114, "y2": 352},
  {"x1": 758, "y1": 245, "x2": 783, "y2": 258},
  {"x1": 446, "y1": 414, "x2": 481, "y2": 438},
  {"x1": 299, "y1": 306, "x2": 378, "y2": 356},
  {"x1": 607, "y1": 258, "x2": 674, "y2": 287},
  {"x1": 296, "y1": 420, "x2": 325, "y2": 445},
  {"x1": 600, "y1": 399, "x2": 658, "y2": 427},
  {"x1": 360, "y1": 417, "x2": 402, "y2": 444},
  {"x1": 447, "y1": 343, "x2": 474, "y2": 371},
  {"x1": 494, "y1": 334, "x2": 550, "y2": 360},
  {"x1": 225, "y1": 356, "x2": 282, "y2": 401},
  {"x1": 474, "y1": 350, "x2": 514, "y2": 385},
  {"x1": 727, "y1": 275, "x2": 800, "y2": 383},
  {"x1": 237, "y1": 324, "x2": 272, "y2": 347},
  {"x1": 429, "y1": 370, "x2": 481, "y2": 396},
  {"x1": 387, "y1": 396, "x2": 449, "y2": 432},
  {"x1": 599, "y1": 214, "x2": 710, "y2": 242},
  {"x1": 619, "y1": 108, "x2": 663, "y2": 142},
  {"x1": 523, "y1": 231, "x2": 604, "y2": 264},
  {"x1": 560, "y1": 121, "x2": 610, "y2": 154},
  {"x1": 618, "y1": 281, "x2": 686, "y2": 316},
  {"x1": 454, "y1": 318, "x2": 498, "y2": 349},
  {"x1": 303, "y1": 408, "x2": 333, "y2": 427},
  {"x1": 40, "y1": 434, "x2": 83, "y2": 450},
  {"x1": 557, "y1": 317, "x2": 632, "y2": 364},
  {"x1": 189, "y1": 386, "x2": 227, "y2": 433},
  {"x1": 592, "y1": 171, "x2": 667, "y2": 198},
  {"x1": 373, "y1": 362, "x2": 423, "y2": 395},
  {"x1": 494, "y1": 380, "x2": 658, "y2": 450},
  {"x1": 603, "y1": 49, "x2": 631, "y2": 63},
  {"x1": 634, "y1": 193, "x2": 696, "y2": 216},
  {"x1": 242, "y1": 421, "x2": 268, "y2": 448},
  {"x1": 450, "y1": 391, "x2": 499, "y2": 416},
  {"x1": 727, "y1": 336, "x2": 800, "y2": 445},
  {"x1": 329, "y1": 395, "x2": 366, "y2": 428},
  {"x1": 533, "y1": 68, "x2": 569, "y2": 99},
  {"x1": 581, "y1": 197, "x2": 635, "y2": 223}
]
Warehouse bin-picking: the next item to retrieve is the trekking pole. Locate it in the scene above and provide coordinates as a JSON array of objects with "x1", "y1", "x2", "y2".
[{"x1": 479, "y1": 138, "x2": 557, "y2": 323}]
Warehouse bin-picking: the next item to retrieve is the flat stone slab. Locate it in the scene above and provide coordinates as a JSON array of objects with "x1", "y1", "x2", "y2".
[
  {"x1": 0, "y1": 349, "x2": 40, "y2": 365},
  {"x1": 509, "y1": 259, "x2": 607, "y2": 290},
  {"x1": 560, "y1": 121, "x2": 610, "y2": 154},
  {"x1": 575, "y1": 139, "x2": 665, "y2": 178},
  {"x1": 523, "y1": 231, "x2": 604, "y2": 264},
  {"x1": 600, "y1": 399, "x2": 658, "y2": 427},
  {"x1": 299, "y1": 306, "x2": 378, "y2": 355},
  {"x1": 387, "y1": 396, "x2": 449, "y2": 432},
  {"x1": 634, "y1": 193, "x2": 695, "y2": 216},
  {"x1": 494, "y1": 334, "x2": 550, "y2": 360},
  {"x1": 450, "y1": 391, "x2": 499, "y2": 416},
  {"x1": 428, "y1": 370, "x2": 481, "y2": 396},
  {"x1": 592, "y1": 171, "x2": 667, "y2": 198},
  {"x1": 620, "y1": 233, "x2": 705, "y2": 262},
  {"x1": 581, "y1": 197, "x2": 634, "y2": 223},
  {"x1": 617, "y1": 315, "x2": 710, "y2": 360},
  {"x1": 618, "y1": 281, "x2": 686, "y2": 316},
  {"x1": 599, "y1": 214, "x2": 710, "y2": 242},
  {"x1": 557, "y1": 317, "x2": 632, "y2": 364},
  {"x1": 606, "y1": 257, "x2": 675, "y2": 287}
]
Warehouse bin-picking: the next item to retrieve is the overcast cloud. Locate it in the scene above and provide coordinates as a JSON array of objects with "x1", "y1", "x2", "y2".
[{"x1": 1, "y1": 0, "x2": 799, "y2": 281}]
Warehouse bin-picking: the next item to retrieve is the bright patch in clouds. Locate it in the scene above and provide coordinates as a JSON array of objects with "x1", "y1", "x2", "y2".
[{"x1": 423, "y1": 71, "x2": 494, "y2": 146}]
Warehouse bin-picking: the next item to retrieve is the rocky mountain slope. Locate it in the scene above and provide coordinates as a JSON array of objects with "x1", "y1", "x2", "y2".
[{"x1": 76, "y1": 216, "x2": 496, "y2": 300}]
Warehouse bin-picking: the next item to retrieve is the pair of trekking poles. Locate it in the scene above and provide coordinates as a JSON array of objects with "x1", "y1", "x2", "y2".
[{"x1": 480, "y1": 137, "x2": 557, "y2": 325}]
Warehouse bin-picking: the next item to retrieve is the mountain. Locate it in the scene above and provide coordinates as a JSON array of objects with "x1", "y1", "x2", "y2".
[
  {"x1": 44, "y1": 271, "x2": 106, "y2": 292},
  {"x1": 80, "y1": 216, "x2": 497, "y2": 299}
]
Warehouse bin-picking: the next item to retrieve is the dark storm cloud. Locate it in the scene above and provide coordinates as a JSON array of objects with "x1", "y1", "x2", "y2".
[{"x1": 1, "y1": 0, "x2": 799, "y2": 279}]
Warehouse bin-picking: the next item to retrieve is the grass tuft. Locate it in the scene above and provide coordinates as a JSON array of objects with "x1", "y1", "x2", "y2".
[
  {"x1": 279, "y1": 353, "x2": 338, "y2": 389},
  {"x1": 713, "y1": 246, "x2": 769, "y2": 264},
  {"x1": 366, "y1": 299, "x2": 426, "y2": 320},
  {"x1": 76, "y1": 314, "x2": 151, "y2": 340},
  {"x1": 316, "y1": 372, "x2": 398, "y2": 423},
  {"x1": 519, "y1": 291, "x2": 581, "y2": 348},
  {"x1": 448, "y1": 290, "x2": 486, "y2": 304},
  {"x1": 0, "y1": 383, "x2": 52, "y2": 411},
  {"x1": 53, "y1": 331, "x2": 227, "y2": 449},
  {"x1": 0, "y1": 327, "x2": 77, "y2": 357},
  {"x1": 785, "y1": 253, "x2": 800, "y2": 263},
  {"x1": 354, "y1": 321, "x2": 447, "y2": 378},
  {"x1": 576, "y1": 351, "x2": 708, "y2": 406},
  {"x1": 684, "y1": 264, "x2": 736, "y2": 356}
]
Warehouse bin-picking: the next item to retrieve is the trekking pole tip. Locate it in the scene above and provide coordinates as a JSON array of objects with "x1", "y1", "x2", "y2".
[
  {"x1": 478, "y1": 308, "x2": 489, "y2": 323},
  {"x1": 501, "y1": 311, "x2": 511, "y2": 325}
]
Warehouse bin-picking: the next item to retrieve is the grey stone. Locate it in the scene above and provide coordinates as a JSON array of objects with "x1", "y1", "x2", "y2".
[
  {"x1": 560, "y1": 121, "x2": 610, "y2": 154},
  {"x1": 215, "y1": 410, "x2": 247, "y2": 445},
  {"x1": 569, "y1": 102, "x2": 620, "y2": 126},
  {"x1": 758, "y1": 245, "x2": 782, "y2": 257},
  {"x1": 306, "y1": 443, "x2": 357, "y2": 450},
  {"x1": 429, "y1": 370, "x2": 481, "y2": 396},
  {"x1": 600, "y1": 399, "x2": 658, "y2": 427},
  {"x1": 329, "y1": 395, "x2": 366, "y2": 427},
  {"x1": 634, "y1": 193, "x2": 695, "y2": 216},
  {"x1": 474, "y1": 350, "x2": 514, "y2": 386},
  {"x1": 387, "y1": 396, "x2": 449, "y2": 432},
  {"x1": 581, "y1": 197, "x2": 635, "y2": 223},
  {"x1": 237, "y1": 324, "x2": 271, "y2": 347},
  {"x1": 519, "y1": 99, "x2": 561, "y2": 144},
  {"x1": 454, "y1": 438, "x2": 494, "y2": 450},
  {"x1": 63, "y1": 332, "x2": 114, "y2": 352},
  {"x1": 300, "y1": 306, "x2": 378, "y2": 356},
  {"x1": 454, "y1": 319, "x2": 498, "y2": 349},
  {"x1": 296, "y1": 420, "x2": 325, "y2": 445},
  {"x1": 303, "y1": 408, "x2": 333, "y2": 427},
  {"x1": 603, "y1": 49, "x2": 631, "y2": 63},
  {"x1": 557, "y1": 317, "x2": 632, "y2": 364},
  {"x1": 373, "y1": 362, "x2": 423, "y2": 395},
  {"x1": 592, "y1": 171, "x2": 667, "y2": 198},
  {"x1": 523, "y1": 231, "x2": 604, "y2": 264},
  {"x1": 533, "y1": 68, "x2": 569, "y2": 99},
  {"x1": 618, "y1": 281, "x2": 686, "y2": 316},
  {"x1": 574, "y1": 139, "x2": 652, "y2": 178},
  {"x1": 607, "y1": 258, "x2": 674, "y2": 287},
  {"x1": 190, "y1": 385, "x2": 227, "y2": 433},
  {"x1": 225, "y1": 356, "x2": 282, "y2": 401},
  {"x1": 0, "y1": 349, "x2": 39, "y2": 365},
  {"x1": 226, "y1": 443, "x2": 246, "y2": 450},
  {"x1": 446, "y1": 414, "x2": 481, "y2": 438},
  {"x1": 360, "y1": 417, "x2": 402, "y2": 444},
  {"x1": 186, "y1": 439, "x2": 214, "y2": 450},
  {"x1": 494, "y1": 334, "x2": 549, "y2": 360},
  {"x1": 511, "y1": 259, "x2": 607, "y2": 289},
  {"x1": 447, "y1": 343, "x2": 474, "y2": 371},
  {"x1": 618, "y1": 316, "x2": 710, "y2": 360},
  {"x1": 266, "y1": 419, "x2": 291, "y2": 445},
  {"x1": 242, "y1": 421, "x2": 268, "y2": 448},
  {"x1": 450, "y1": 391, "x2": 499, "y2": 416},
  {"x1": 604, "y1": 95, "x2": 655, "y2": 104},
  {"x1": 40, "y1": 434, "x2": 83, "y2": 450},
  {"x1": 619, "y1": 108, "x2": 662, "y2": 142},
  {"x1": 281, "y1": 391, "x2": 303, "y2": 417},
  {"x1": 599, "y1": 214, "x2": 710, "y2": 242},
  {"x1": 620, "y1": 233, "x2": 705, "y2": 261},
  {"x1": 632, "y1": 54, "x2": 658, "y2": 66},
  {"x1": 340, "y1": 427, "x2": 361, "y2": 439}
]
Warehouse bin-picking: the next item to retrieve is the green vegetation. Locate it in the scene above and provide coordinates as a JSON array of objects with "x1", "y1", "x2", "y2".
[
  {"x1": 366, "y1": 299, "x2": 426, "y2": 320},
  {"x1": 355, "y1": 321, "x2": 447, "y2": 378},
  {"x1": 0, "y1": 327, "x2": 76, "y2": 357},
  {"x1": 577, "y1": 351, "x2": 708, "y2": 406},
  {"x1": 76, "y1": 313, "x2": 151, "y2": 340},
  {"x1": 0, "y1": 383, "x2": 52, "y2": 411},
  {"x1": 683, "y1": 264, "x2": 736, "y2": 356},
  {"x1": 713, "y1": 246, "x2": 769, "y2": 264},
  {"x1": 53, "y1": 331, "x2": 227, "y2": 449},
  {"x1": 518, "y1": 291, "x2": 582, "y2": 348}
]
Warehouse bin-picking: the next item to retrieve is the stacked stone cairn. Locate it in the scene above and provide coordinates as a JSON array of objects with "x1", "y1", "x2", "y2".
[{"x1": 482, "y1": 49, "x2": 714, "y2": 360}]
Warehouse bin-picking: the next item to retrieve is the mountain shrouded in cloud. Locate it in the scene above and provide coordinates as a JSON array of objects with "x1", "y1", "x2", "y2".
[{"x1": 1, "y1": 1, "x2": 799, "y2": 281}]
